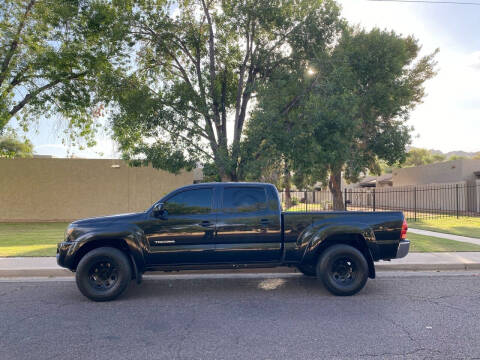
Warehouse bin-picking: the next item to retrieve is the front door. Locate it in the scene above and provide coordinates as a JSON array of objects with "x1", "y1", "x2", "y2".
[
  {"x1": 144, "y1": 187, "x2": 216, "y2": 265},
  {"x1": 213, "y1": 186, "x2": 282, "y2": 263}
]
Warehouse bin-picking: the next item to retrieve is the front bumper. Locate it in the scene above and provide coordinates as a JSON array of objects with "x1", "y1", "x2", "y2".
[
  {"x1": 395, "y1": 239, "x2": 410, "y2": 259},
  {"x1": 56, "y1": 241, "x2": 77, "y2": 269}
]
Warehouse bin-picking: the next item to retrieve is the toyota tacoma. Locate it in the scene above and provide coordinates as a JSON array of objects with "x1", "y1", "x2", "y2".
[{"x1": 57, "y1": 182, "x2": 409, "y2": 301}]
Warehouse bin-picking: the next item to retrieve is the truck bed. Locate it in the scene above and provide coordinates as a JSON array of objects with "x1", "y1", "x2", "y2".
[{"x1": 282, "y1": 211, "x2": 404, "y2": 262}]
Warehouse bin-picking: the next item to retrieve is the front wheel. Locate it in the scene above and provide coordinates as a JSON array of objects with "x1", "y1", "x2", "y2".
[
  {"x1": 316, "y1": 244, "x2": 368, "y2": 296},
  {"x1": 75, "y1": 247, "x2": 132, "y2": 302}
]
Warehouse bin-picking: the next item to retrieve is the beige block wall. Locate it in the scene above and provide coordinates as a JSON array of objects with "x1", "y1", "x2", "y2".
[{"x1": 0, "y1": 158, "x2": 194, "y2": 222}]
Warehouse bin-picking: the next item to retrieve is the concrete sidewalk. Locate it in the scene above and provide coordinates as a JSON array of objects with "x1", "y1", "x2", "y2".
[
  {"x1": 2, "y1": 253, "x2": 480, "y2": 277},
  {"x1": 409, "y1": 227, "x2": 480, "y2": 246}
]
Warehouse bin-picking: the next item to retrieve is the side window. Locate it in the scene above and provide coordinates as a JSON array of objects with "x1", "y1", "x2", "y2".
[
  {"x1": 223, "y1": 187, "x2": 267, "y2": 213},
  {"x1": 266, "y1": 185, "x2": 281, "y2": 211},
  {"x1": 164, "y1": 188, "x2": 213, "y2": 215}
]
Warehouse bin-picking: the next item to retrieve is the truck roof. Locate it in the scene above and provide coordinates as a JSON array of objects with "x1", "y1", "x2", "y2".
[{"x1": 178, "y1": 182, "x2": 274, "y2": 191}]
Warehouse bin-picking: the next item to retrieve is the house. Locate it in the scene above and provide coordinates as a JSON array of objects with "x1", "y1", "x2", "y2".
[
  {"x1": 346, "y1": 174, "x2": 393, "y2": 188},
  {"x1": 392, "y1": 159, "x2": 480, "y2": 187}
]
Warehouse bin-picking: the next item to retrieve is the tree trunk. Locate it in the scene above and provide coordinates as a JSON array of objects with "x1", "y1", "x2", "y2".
[
  {"x1": 220, "y1": 174, "x2": 231, "y2": 182},
  {"x1": 212, "y1": 145, "x2": 234, "y2": 182},
  {"x1": 284, "y1": 167, "x2": 292, "y2": 209},
  {"x1": 328, "y1": 169, "x2": 344, "y2": 210}
]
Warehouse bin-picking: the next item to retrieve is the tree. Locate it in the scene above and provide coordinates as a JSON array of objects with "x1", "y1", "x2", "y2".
[
  {"x1": 403, "y1": 148, "x2": 445, "y2": 167},
  {"x1": 110, "y1": 0, "x2": 342, "y2": 180},
  {"x1": 0, "y1": 0, "x2": 130, "y2": 144},
  {"x1": 247, "y1": 27, "x2": 437, "y2": 209},
  {"x1": 448, "y1": 155, "x2": 467, "y2": 161},
  {"x1": 0, "y1": 135, "x2": 32, "y2": 158}
]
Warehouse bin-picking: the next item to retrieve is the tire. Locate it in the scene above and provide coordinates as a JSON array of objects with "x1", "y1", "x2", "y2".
[
  {"x1": 297, "y1": 264, "x2": 316, "y2": 277},
  {"x1": 316, "y1": 244, "x2": 368, "y2": 296},
  {"x1": 75, "y1": 247, "x2": 132, "y2": 302}
]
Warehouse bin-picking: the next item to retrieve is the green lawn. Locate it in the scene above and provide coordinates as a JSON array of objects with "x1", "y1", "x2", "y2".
[
  {"x1": 1, "y1": 221, "x2": 479, "y2": 257},
  {"x1": 0, "y1": 222, "x2": 68, "y2": 257},
  {"x1": 408, "y1": 232, "x2": 480, "y2": 252},
  {"x1": 410, "y1": 217, "x2": 480, "y2": 239}
]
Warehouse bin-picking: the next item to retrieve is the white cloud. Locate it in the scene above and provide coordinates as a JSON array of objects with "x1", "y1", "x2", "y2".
[{"x1": 467, "y1": 51, "x2": 480, "y2": 70}]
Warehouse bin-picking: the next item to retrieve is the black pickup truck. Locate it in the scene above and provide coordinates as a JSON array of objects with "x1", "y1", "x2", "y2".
[{"x1": 57, "y1": 182, "x2": 409, "y2": 301}]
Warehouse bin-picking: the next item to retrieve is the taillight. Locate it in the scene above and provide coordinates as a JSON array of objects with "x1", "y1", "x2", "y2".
[{"x1": 401, "y1": 219, "x2": 408, "y2": 240}]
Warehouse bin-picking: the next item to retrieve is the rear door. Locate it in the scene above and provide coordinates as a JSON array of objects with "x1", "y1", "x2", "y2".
[{"x1": 213, "y1": 185, "x2": 282, "y2": 263}]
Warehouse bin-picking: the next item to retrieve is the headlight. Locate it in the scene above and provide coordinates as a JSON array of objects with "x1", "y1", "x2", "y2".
[{"x1": 64, "y1": 226, "x2": 75, "y2": 241}]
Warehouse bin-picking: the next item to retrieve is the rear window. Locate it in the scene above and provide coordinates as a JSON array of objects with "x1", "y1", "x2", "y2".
[{"x1": 223, "y1": 187, "x2": 267, "y2": 213}]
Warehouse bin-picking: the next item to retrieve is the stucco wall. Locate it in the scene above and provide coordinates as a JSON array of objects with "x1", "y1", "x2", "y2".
[
  {"x1": 0, "y1": 158, "x2": 194, "y2": 222},
  {"x1": 393, "y1": 159, "x2": 480, "y2": 186}
]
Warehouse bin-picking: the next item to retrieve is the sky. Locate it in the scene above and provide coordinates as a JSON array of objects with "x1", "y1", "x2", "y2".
[{"x1": 17, "y1": 0, "x2": 480, "y2": 158}]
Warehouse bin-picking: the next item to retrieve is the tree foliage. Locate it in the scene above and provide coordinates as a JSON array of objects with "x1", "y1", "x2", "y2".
[
  {"x1": 0, "y1": 135, "x2": 33, "y2": 158},
  {"x1": 246, "y1": 26, "x2": 437, "y2": 209},
  {"x1": 403, "y1": 148, "x2": 445, "y2": 167},
  {"x1": 110, "y1": 0, "x2": 343, "y2": 179},
  {"x1": 0, "y1": 0, "x2": 131, "y2": 144}
]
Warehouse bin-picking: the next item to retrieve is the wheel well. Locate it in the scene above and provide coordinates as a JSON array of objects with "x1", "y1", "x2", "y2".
[
  {"x1": 315, "y1": 233, "x2": 375, "y2": 279},
  {"x1": 72, "y1": 239, "x2": 130, "y2": 270}
]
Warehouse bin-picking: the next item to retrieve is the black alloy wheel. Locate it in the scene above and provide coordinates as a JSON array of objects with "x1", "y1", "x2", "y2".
[
  {"x1": 76, "y1": 247, "x2": 132, "y2": 301},
  {"x1": 87, "y1": 260, "x2": 119, "y2": 290},
  {"x1": 316, "y1": 244, "x2": 368, "y2": 296}
]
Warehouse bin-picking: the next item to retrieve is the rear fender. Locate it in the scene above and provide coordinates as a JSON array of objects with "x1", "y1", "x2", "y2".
[{"x1": 299, "y1": 222, "x2": 376, "y2": 278}]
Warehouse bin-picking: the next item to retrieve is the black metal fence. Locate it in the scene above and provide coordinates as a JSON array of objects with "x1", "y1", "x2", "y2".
[{"x1": 280, "y1": 183, "x2": 480, "y2": 221}]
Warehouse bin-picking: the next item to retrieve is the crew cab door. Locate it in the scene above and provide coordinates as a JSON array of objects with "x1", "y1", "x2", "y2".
[
  {"x1": 213, "y1": 185, "x2": 282, "y2": 263},
  {"x1": 144, "y1": 187, "x2": 216, "y2": 265}
]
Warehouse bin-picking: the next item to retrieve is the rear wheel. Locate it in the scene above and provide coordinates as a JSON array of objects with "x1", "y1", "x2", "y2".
[
  {"x1": 75, "y1": 247, "x2": 132, "y2": 302},
  {"x1": 316, "y1": 244, "x2": 368, "y2": 296}
]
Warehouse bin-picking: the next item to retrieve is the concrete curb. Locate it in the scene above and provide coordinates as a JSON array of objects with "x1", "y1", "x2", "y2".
[
  {"x1": 1, "y1": 263, "x2": 480, "y2": 278},
  {"x1": 376, "y1": 263, "x2": 480, "y2": 271},
  {"x1": 0, "y1": 268, "x2": 72, "y2": 277}
]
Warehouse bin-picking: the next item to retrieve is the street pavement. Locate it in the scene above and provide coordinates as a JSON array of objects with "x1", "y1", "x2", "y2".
[{"x1": 1, "y1": 271, "x2": 480, "y2": 360}]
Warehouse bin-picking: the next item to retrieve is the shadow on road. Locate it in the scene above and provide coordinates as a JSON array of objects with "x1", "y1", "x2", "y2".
[{"x1": 121, "y1": 275, "x2": 338, "y2": 301}]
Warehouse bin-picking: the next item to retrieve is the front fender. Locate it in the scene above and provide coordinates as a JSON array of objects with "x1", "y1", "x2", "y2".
[
  {"x1": 299, "y1": 221, "x2": 376, "y2": 265},
  {"x1": 64, "y1": 225, "x2": 147, "y2": 271}
]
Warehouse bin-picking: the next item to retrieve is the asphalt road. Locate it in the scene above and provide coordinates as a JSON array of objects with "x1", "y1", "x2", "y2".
[{"x1": 1, "y1": 272, "x2": 480, "y2": 360}]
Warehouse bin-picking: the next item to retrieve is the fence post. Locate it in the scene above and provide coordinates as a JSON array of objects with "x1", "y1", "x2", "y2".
[
  {"x1": 373, "y1": 188, "x2": 376, "y2": 212},
  {"x1": 414, "y1": 187, "x2": 417, "y2": 221},
  {"x1": 344, "y1": 188, "x2": 347, "y2": 211},
  {"x1": 456, "y1": 184, "x2": 459, "y2": 219},
  {"x1": 305, "y1": 190, "x2": 308, "y2": 212}
]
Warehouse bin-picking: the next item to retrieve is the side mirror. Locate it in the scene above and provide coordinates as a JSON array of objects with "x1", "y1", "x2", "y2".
[{"x1": 153, "y1": 203, "x2": 167, "y2": 218}]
